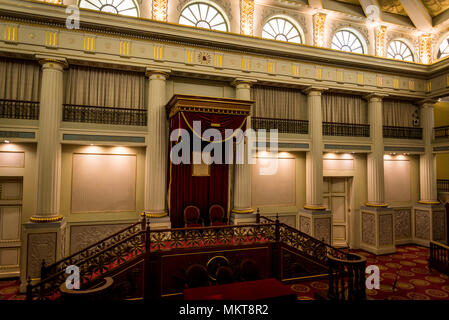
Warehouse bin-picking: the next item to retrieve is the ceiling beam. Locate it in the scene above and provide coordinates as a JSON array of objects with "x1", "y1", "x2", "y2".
[
  {"x1": 399, "y1": 0, "x2": 433, "y2": 31},
  {"x1": 358, "y1": 0, "x2": 384, "y2": 22},
  {"x1": 308, "y1": 0, "x2": 323, "y2": 9}
]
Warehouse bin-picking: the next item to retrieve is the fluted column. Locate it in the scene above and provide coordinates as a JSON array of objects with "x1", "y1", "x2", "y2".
[
  {"x1": 366, "y1": 94, "x2": 387, "y2": 206},
  {"x1": 144, "y1": 68, "x2": 170, "y2": 218},
  {"x1": 232, "y1": 79, "x2": 254, "y2": 215},
  {"x1": 419, "y1": 100, "x2": 438, "y2": 203},
  {"x1": 31, "y1": 57, "x2": 67, "y2": 222},
  {"x1": 304, "y1": 87, "x2": 326, "y2": 209}
]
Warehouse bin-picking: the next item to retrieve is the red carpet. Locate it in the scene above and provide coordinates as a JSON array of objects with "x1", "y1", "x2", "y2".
[{"x1": 291, "y1": 245, "x2": 449, "y2": 300}]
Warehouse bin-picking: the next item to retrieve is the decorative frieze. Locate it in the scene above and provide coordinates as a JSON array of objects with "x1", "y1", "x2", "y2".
[
  {"x1": 152, "y1": 0, "x2": 168, "y2": 22},
  {"x1": 240, "y1": 0, "x2": 255, "y2": 36}
]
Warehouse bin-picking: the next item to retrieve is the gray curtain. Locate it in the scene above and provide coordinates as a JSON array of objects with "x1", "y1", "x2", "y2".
[
  {"x1": 321, "y1": 92, "x2": 367, "y2": 124},
  {"x1": 383, "y1": 99, "x2": 418, "y2": 127},
  {"x1": 251, "y1": 85, "x2": 307, "y2": 120},
  {"x1": 66, "y1": 66, "x2": 145, "y2": 109},
  {"x1": 0, "y1": 58, "x2": 40, "y2": 101}
]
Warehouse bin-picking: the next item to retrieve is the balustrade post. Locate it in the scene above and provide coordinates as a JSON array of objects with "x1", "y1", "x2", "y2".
[
  {"x1": 256, "y1": 208, "x2": 260, "y2": 224},
  {"x1": 26, "y1": 278, "x2": 32, "y2": 301},
  {"x1": 40, "y1": 259, "x2": 47, "y2": 280},
  {"x1": 274, "y1": 214, "x2": 280, "y2": 243}
]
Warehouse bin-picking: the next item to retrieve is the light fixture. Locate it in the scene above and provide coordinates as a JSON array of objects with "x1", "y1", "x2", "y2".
[{"x1": 4, "y1": 140, "x2": 10, "y2": 144}]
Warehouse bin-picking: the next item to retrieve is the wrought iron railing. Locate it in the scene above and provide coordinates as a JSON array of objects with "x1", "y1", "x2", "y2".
[
  {"x1": 383, "y1": 126, "x2": 423, "y2": 139},
  {"x1": 429, "y1": 241, "x2": 449, "y2": 276},
  {"x1": 251, "y1": 117, "x2": 309, "y2": 134},
  {"x1": 0, "y1": 99, "x2": 39, "y2": 120},
  {"x1": 438, "y1": 179, "x2": 449, "y2": 193},
  {"x1": 322, "y1": 122, "x2": 370, "y2": 137},
  {"x1": 435, "y1": 126, "x2": 449, "y2": 139},
  {"x1": 62, "y1": 104, "x2": 147, "y2": 126},
  {"x1": 27, "y1": 213, "x2": 351, "y2": 300},
  {"x1": 326, "y1": 253, "x2": 367, "y2": 300},
  {"x1": 41, "y1": 221, "x2": 142, "y2": 279}
]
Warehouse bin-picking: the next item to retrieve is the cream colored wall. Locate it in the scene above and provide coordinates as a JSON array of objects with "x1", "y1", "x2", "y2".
[
  {"x1": 252, "y1": 151, "x2": 306, "y2": 216},
  {"x1": 167, "y1": 77, "x2": 235, "y2": 99},
  {"x1": 0, "y1": 143, "x2": 37, "y2": 223},
  {"x1": 60, "y1": 144, "x2": 145, "y2": 224},
  {"x1": 434, "y1": 102, "x2": 449, "y2": 180}
]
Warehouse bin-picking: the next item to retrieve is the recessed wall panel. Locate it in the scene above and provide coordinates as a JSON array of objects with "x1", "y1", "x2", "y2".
[{"x1": 71, "y1": 154, "x2": 136, "y2": 213}]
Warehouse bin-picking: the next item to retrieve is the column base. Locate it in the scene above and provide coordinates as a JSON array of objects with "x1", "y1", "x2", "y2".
[
  {"x1": 413, "y1": 202, "x2": 447, "y2": 246},
  {"x1": 298, "y1": 208, "x2": 332, "y2": 245},
  {"x1": 20, "y1": 219, "x2": 67, "y2": 293},
  {"x1": 142, "y1": 211, "x2": 171, "y2": 230},
  {"x1": 360, "y1": 206, "x2": 395, "y2": 255},
  {"x1": 230, "y1": 209, "x2": 256, "y2": 225}
]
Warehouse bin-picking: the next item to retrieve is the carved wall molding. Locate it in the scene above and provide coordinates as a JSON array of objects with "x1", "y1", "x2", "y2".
[
  {"x1": 69, "y1": 223, "x2": 130, "y2": 254},
  {"x1": 27, "y1": 232, "x2": 57, "y2": 278},
  {"x1": 314, "y1": 217, "x2": 331, "y2": 244},
  {"x1": 362, "y1": 212, "x2": 375, "y2": 246},
  {"x1": 394, "y1": 208, "x2": 411, "y2": 240},
  {"x1": 379, "y1": 214, "x2": 393, "y2": 246},
  {"x1": 415, "y1": 209, "x2": 430, "y2": 240}
]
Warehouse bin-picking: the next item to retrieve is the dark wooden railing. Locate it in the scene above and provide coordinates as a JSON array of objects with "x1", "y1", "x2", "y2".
[
  {"x1": 326, "y1": 253, "x2": 367, "y2": 300},
  {"x1": 63, "y1": 104, "x2": 147, "y2": 126},
  {"x1": 0, "y1": 99, "x2": 39, "y2": 120},
  {"x1": 438, "y1": 179, "x2": 449, "y2": 193},
  {"x1": 27, "y1": 213, "x2": 352, "y2": 300},
  {"x1": 383, "y1": 126, "x2": 422, "y2": 139},
  {"x1": 251, "y1": 117, "x2": 308, "y2": 134},
  {"x1": 323, "y1": 122, "x2": 370, "y2": 137},
  {"x1": 429, "y1": 241, "x2": 449, "y2": 276},
  {"x1": 435, "y1": 126, "x2": 449, "y2": 139}
]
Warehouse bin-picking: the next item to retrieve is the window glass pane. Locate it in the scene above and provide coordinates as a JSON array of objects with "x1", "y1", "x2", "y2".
[
  {"x1": 387, "y1": 40, "x2": 414, "y2": 62},
  {"x1": 331, "y1": 30, "x2": 365, "y2": 54},
  {"x1": 79, "y1": 0, "x2": 138, "y2": 17},
  {"x1": 179, "y1": 2, "x2": 228, "y2": 31},
  {"x1": 262, "y1": 18, "x2": 302, "y2": 44}
]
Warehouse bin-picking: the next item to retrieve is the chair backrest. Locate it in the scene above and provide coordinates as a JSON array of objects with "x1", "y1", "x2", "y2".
[
  {"x1": 209, "y1": 204, "x2": 225, "y2": 221},
  {"x1": 185, "y1": 264, "x2": 210, "y2": 288},
  {"x1": 184, "y1": 206, "x2": 200, "y2": 224}
]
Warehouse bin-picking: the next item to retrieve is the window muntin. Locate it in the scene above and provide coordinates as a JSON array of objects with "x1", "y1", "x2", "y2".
[
  {"x1": 331, "y1": 29, "x2": 365, "y2": 54},
  {"x1": 387, "y1": 40, "x2": 414, "y2": 62},
  {"x1": 262, "y1": 18, "x2": 302, "y2": 44},
  {"x1": 179, "y1": 2, "x2": 228, "y2": 32},
  {"x1": 79, "y1": 0, "x2": 139, "y2": 17}
]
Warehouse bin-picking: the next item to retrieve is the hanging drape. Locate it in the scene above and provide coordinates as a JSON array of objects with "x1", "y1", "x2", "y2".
[
  {"x1": 251, "y1": 85, "x2": 307, "y2": 120},
  {"x1": 0, "y1": 58, "x2": 40, "y2": 101},
  {"x1": 383, "y1": 99, "x2": 418, "y2": 127},
  {"x1": 321, "y1": 92, "x2": 367, "y2": 124},
  {"x1": 168, "y1": 112, "x2": 238, "y2": 228},
  {"x1": 65, "y1": 66, "x2": 145, "y2": 109}
]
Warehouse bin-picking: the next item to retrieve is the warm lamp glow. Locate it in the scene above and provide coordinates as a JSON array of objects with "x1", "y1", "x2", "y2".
[
  {"x1": 152, "y1": 0, "x2": 168, "y2": 22},
  {"x1": 240, "y1": 0, "x2": 255, "y2": 36},
  {"x1": 313, "y1": 12, "x2": 327, "y2": 47}
]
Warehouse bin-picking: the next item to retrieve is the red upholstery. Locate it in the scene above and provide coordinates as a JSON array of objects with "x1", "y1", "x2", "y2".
[
  {"x1": 209, "y1": 204, "x2": 227, "y2": 226},
  {"x1": 184, "y1": 206, "x2": 203, "y2": 228}
]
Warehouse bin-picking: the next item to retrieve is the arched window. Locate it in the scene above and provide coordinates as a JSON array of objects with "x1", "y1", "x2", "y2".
[
  {"x1": 331, "y1": 29, "x2": 365, "y2": 54},
  {"x1": 438, "y1": 36, "x2": 449, "y2": 59},
  {"x1": 387, "y1": 40, "x2": 414, "y2": 62},
  {"x1": 179, "y1": 2, "x2": 228, "y2": 32},
  {"x1": 78, "y1": 0, "x2": 139, "y2": 17},
  {"x1": 262, "y1": 17, "x2": 302, "y2": 44}
]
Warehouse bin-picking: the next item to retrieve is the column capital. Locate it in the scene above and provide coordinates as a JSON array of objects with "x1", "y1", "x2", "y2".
[
  {"x1": 145, "y1": 67, "x2": 171, "y2": 79},
  {"x1": 302, "y1": 86, "x2": 328, "y2": 95},
  {"x1": 35, "y1": 55, "x2": 68, "y2": 69},
  {"x1": 418, "y1": 98, "x2": 438, "y2": 107},
  {"x1": 364, "y1": 93, "x2": 388, "y2": 102},
  {"x1": 232, "y1": 78, "x2": 257, "y2": 88}
]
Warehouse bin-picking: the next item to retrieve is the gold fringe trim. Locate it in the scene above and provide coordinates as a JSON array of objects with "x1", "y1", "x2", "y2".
[
  {"x1": 365, "y1": 202, "x2": 388, "y2": 208},
  {"x1": 141, "y1": 211, "x2": 168, "y2": 218},
  {"x1": 303, "y1": 205, "x2": 327, "y2": 211},
  {"x1": 418, "y1": 200, "x2": 440, "y2": 205}
]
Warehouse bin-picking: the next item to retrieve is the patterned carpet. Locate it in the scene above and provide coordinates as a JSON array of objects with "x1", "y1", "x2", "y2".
[
  {"x1": 292, "y1": 245, "x2": 449, "y2": 300},
  {"x1": 1, "y1": 245, "x2": 449, "y2": 301}
]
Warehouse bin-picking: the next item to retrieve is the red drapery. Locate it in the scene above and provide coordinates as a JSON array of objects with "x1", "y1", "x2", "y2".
[{"x1": 168, "y1": 112, "x2": 247, "y2": 228}]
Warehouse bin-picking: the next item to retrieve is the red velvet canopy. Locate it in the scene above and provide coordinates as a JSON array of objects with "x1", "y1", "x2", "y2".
[{"x1": 166, "y1": 95, "x2": 253, "y2": 228}]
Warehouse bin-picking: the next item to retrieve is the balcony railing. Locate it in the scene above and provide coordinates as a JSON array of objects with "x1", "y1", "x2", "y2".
[
  {"x1": 383, "y1": 126, "x2": 422, "y2": 139},
  {"x1": 322, "y1": 122, "x2": 370, "y2": 137},
  {"x1": 435, "y1": 126, "x2": 449, "y2": 139},
  {"x1": 63, "y1": 104, "x2": 147, "y2": 126},
  {"x1": 251, "y1": 117, "x2": 308, "y2": 134},
  {"x1": 0, "y1": 99, "x2": 39, "y2": 120},
  {"x1": 437, "y1": 179, "x2": 449, "y2": 193}
]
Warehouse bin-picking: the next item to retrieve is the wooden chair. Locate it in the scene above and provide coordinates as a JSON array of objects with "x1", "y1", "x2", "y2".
[
  {"x1": 184, "y1": 205, "x2": 203, "y2": 228},
  {"x1": 209, "y1": 204, "x2": 227, "y2": 226}
]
